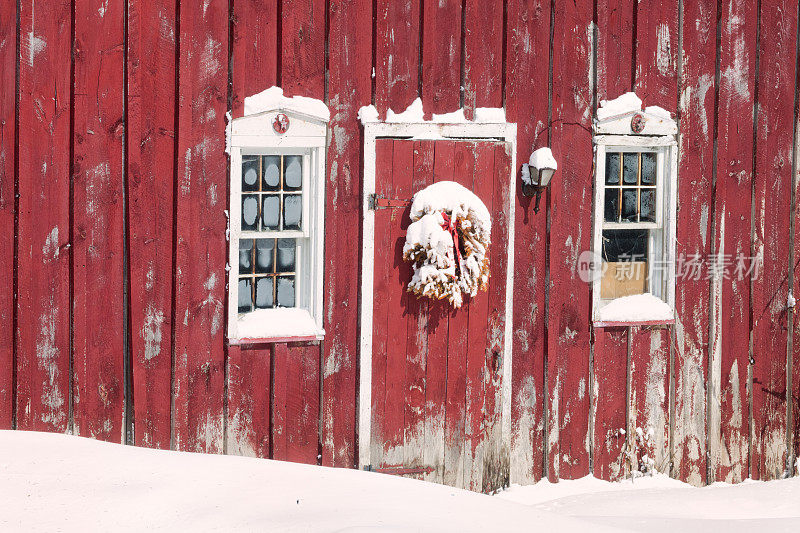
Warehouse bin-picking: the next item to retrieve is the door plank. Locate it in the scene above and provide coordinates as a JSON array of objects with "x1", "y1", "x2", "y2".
[
  {"x1": 403, "y1": 140, "x2": 435, "y2": 475},
  {"x1": 423, "y1": 140, "x2": 456, "y2": 483}
]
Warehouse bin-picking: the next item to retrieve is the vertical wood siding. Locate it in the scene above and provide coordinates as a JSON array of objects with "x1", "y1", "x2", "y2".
[
  {"x1": 126, "y1": 0, "x2": 176, "y2": 449},
  {"x1": 713, "y1": 0, "x2": 757, "y2": 483},
  {"x1": 1, "y1": 0, "x2": 799, "y2": 487},
  {"x1": 72, "y1": 0, "x2": 126, "y2": 442},
  {"x1": 751, "y1": 0, "x2": 797, "y2": 480},
  {"x1": 0, "y1": 0, "x2": 16, "y2": 430},
  {"x1": 506, "y1": 0, "x2": 550, "y2": 485},
  {"x1": 16, "y1": 0, "x2": 72, "y2": 433}
]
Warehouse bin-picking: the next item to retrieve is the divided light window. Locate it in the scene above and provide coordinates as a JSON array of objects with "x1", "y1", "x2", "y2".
[
  {"x1": 238, "y1": 155, "x2": 304, "y2": 312},
  {"x1": 600, "y1": 150, "x2": 662, "y2": 301}
]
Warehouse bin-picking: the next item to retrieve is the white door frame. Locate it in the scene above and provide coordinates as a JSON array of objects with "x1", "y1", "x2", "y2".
[{"x1": 358, "y1": 121, "x2": 517, "y2": 470}]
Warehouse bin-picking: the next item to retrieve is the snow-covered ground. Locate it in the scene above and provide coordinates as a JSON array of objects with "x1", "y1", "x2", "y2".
[{"x1": 1, "y1": 431, "x2": 798, "y2": 532}]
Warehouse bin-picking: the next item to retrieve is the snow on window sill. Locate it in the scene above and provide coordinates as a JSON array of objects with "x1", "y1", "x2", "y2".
[
  {"x1": 594, "y1": 293, "x2": 675, "y2": 328},
  {"x1": 230, "y1": 308, "x2": 325, "y2": 346}
]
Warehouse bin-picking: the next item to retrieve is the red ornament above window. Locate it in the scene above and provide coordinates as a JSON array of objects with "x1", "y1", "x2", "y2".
[
  {"x1": 273, "y1": 113, "x2": 290, "y2": 134},
  {"x1": 631, "y1": 113, "x2": 646, "y2": 134}
]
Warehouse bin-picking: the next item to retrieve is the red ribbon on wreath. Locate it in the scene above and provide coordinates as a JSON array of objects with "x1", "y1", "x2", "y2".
[{"x1": 440, "y1": 212, "x2": 463, "y2": 276}]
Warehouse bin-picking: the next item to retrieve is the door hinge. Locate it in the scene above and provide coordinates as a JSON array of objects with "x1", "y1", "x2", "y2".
[{"x1": 368, "y1": 193, "x2": 412, "y2": 210}]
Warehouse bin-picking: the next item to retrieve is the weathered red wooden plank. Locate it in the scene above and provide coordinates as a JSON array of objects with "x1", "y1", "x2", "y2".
[
  {"x1": 713, "y1": 0, "x2": 757, "y2": 483},
  {"x1": 231, "y1": 0, "x2": 279, "y2": 117},
  {"x1": 462, "y1": 0, "x2": 503, "y2": 119},
  {"x1": 673, "y1": 0, "x2": 714, "y2": 486},
  {"x1": 382, "y1": 140, "x2": 415, "y2": 470},
  {"x1": 71, "y1": 0, "x2": 125, "y2": 442},
  {"x1": 126, "y1": 0, "x2": 176, "y2": 449},
  {"x1": 371, "y1": 139, "x2": 394, "y2": 467},
  {"x1": 634, "y1": 0, "x2": 678, "y2": 110},
  {"x1": 285, "y1": 343, "x2": 320, "y2": 464},
  {"x1": 481, "y1": 142, "x2": 512, "y2": 492},
  {"x1": 323, "y1": 0, "x2": 373, "y2": 469},
  {"x1": 421, "y1": 0, "x2": 462, "y2": 117},
  {"x1": 423, "y1": 140, "x2": 455, "y2": 483},
  {"x1": 547, "y1": 0, "x2": 593, "y2": 481},
  {"x1": 0, "y1": 0, "x2": 16, "y2": 429},
  {"x1": 596, "y1": 0, "x2": 635, "y2": 102},
  {"x1": 463, "y1": 142, "x2": 493, "y2": 491},
  {"x1": 172, "y1": 0, "x2": 228, "y2": 454},
  {"x1": 630, "y1": 326, "x2": 671, "y2": 475},
  {"x1": 442, "y1": 143, "x2": 474, "y2": 488},
  {"x1": 280, "y1": 0, "x2": 325, "y2": 100},
  {"x1": 271, "y1": 343, "x2": 288, "y2": 460},
  {"x1": 15, "y1": 0, "x2": 71, "y2": 432},
  {"x1": 375, "y1": 0, "x2": 420, "y2": 117},
  {"x1": 228, "y1": 0, "x2": 279, "y2": 456},
  {"x1": 751, "y1": 0, "x2": 796, "y2": 480},
  {"x1": 403, "y1": 141, "x2": 435, "y2": 476},
  {"x1": 226, "y1": 345, "x2": 271, "y2": 458},
  {"x1": 505, "y1": 0, "x2": 550, "y2": 485},
  {"x1": 592, "y1": 328, "x2": 629, "y2": 480}
]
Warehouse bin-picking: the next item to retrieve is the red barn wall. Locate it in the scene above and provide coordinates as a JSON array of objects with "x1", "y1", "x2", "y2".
[{"x1": 0, "y1": 0, "x2": 798, "y2": 486}]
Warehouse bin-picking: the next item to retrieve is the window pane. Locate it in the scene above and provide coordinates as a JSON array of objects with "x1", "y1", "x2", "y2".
[
  {"x1": 239, "y1": 239, "x2": 254, "y2": 273},
  {"x1": 276, "y1": 276, "x2": 295, "y2": 307},
  {"x1": 283, "y1": 195, "x2": 302, "y2": 230},
  {"x1": 242, "y1": 195, "x2": 260, "y2": 231},
  {"x1": 601, "y1": 229, "x2": 649, "y2": 300},
  {"x1": 255, "y1": 239, "x2": 275, "y2": 274},
  {"x1": 622, "y1": 153, "x2": 639, "y2": 184},
  {"x1": 277, "y1": 238, "x2": 296, "y2": 273},
  {"x1": 605, "y1": 153, "x2": 620, "y2": 185},
  {"x1": 640, "y1": 189, "x2": 656, "y2": 222},
  {"x1": 641, "y1": 153, "x2": 657, "y2": 185},
  {"x1": 603, "y1": 229, "x2": 648, "y2": 262},
  {"x1": 242, "y1": 156, "x2": 260, "y2": 191},
  {"x1": 263, "y1": 155, "x2": 280, "y2": 191},
  {"x1": 604, "y1": 189, "x2": 619, "y2": 222},
  {"x1": 284, "y1": 155, "x2": 302, "y2": 191},
  {"x1": 262, "y1": 195, "x2": 280, "y2": 230},
  {"x1": 622, "y1": 189, "x2": 638, "y2": 222},
  {"x1": 238, "y1": 278, "x2": 252, "y2": 313},
  {"x1": 255, "y1": 277, "x2": 274, "y2": 309}
]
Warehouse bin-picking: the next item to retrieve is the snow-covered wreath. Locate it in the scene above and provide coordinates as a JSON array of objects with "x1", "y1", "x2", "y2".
[{"x1": 402, "y1": 181, "x2": 491, "y2": 308}]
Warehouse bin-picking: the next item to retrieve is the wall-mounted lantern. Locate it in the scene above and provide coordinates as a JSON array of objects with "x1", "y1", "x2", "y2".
[{"x1": 521, "y1": 147, "x2": 557, "y2": 213}]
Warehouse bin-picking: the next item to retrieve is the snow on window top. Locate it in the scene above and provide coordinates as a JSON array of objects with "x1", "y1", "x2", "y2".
[
  {"x1": 242, "y1": 86, "x2": 330, "y2": 122},
  {"x1": 358, "y1": 98, "x2": 506, "y2": 125},
  {"x1": 410, "y1": 181, "x2": 491, "y2": 235},
  {"x1": 597, "y1": 92, "x2": 643, "y2": 120},
  {"x1": 597, "y1": 91, "x2": 675, "y2": 123},
  {"x1": 597, "y1": 293, "x2": 674, "y2": 323},
  {"x1": 236, "y1": 308, "x2": 323, "y2": 340}
]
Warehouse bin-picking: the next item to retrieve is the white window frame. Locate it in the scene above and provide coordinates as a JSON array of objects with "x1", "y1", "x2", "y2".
[
  {"x1": 227, "y1": 110, "x2": 327, "y2": 344},
  {"x1": 592, "y1": 134, "x2": 678, "y2": 323}
]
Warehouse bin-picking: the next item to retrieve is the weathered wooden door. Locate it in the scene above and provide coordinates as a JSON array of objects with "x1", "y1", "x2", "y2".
[{"x1": 369, "y1": 138, "x2": 512, "y2": 492}]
